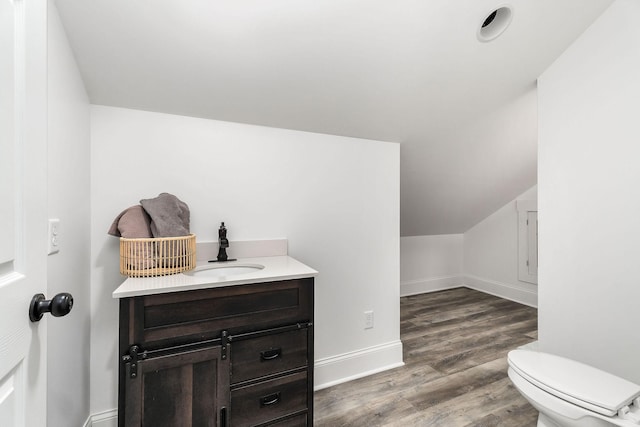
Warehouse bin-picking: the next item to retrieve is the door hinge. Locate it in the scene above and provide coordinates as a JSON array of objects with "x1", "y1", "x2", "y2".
[{"x1": 122, "y1": 344, "x2": 147, "y2": 379}]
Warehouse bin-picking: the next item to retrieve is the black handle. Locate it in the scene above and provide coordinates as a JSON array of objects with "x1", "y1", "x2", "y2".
[
  {"x1": 260, "y1": 348, "x2": 282, "y2": 361},
  {"x1": 220, "y1": 407, "x2": 227, "y2": 427},
  {"x1": 29, "y1": 292, "x2": 73, "y2": 322},
  {"x1": 259, "y1": 392, "x2": 281, "y2": 407}
]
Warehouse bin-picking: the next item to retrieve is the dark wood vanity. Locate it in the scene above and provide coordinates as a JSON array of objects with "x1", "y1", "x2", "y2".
[{"x1": 117, "y1": 277, "x2": 314, "y2": 427}]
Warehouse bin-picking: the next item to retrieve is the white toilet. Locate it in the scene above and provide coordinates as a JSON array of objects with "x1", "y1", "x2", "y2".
[{"x1": 507, "y1": 349, "x2": 640, "y2": 426}]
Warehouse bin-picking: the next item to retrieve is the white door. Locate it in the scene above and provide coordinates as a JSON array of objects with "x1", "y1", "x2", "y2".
[{"x1": 0, "y1": 0, "x2": 48, "y2": 426}]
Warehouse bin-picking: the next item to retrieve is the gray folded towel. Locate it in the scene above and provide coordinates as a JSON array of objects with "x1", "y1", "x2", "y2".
[
  {"x1": 108, "y1": 205, "x2": 153, "y2": 238},
  {"x1": 140, "y1": 193, "x2": 190, "y2": 237}
]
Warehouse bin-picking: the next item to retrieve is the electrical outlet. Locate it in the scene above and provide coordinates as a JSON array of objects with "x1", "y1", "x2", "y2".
[
  {"x1": 48, "y1": 218, "x2": 60, "y2": 255},
  {"x1": 364, "y1": 310, "x2": 374, "y2": 329}
]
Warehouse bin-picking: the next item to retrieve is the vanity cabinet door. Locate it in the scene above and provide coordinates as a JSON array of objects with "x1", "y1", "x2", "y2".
[{"x1": 122, "y1": 346, "x2": 230, "y2": 427}]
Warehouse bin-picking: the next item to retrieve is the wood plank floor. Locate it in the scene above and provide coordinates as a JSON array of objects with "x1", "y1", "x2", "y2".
[{"x1": 313, "y1": 288, "x2": 539, "y2": 426}]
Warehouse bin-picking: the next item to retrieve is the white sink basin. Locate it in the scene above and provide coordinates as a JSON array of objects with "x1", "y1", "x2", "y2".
[{"x1": 186, "y1": 264, "x2": 264, "y2": 279}]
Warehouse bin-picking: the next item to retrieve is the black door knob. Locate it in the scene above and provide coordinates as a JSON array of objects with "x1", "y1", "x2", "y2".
[{"x1": 29, "y1": 292, "x2": 73, "y2": 322}]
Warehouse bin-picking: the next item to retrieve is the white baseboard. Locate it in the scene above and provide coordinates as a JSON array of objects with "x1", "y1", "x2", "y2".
[
  {"x1": 400, "y1": 275, "x2": 464, "y2": 297},
  {"x1": 313, "y1": 340, "x2": 404, "y2": 391},
  {"x1": 400, "y1": 274, "x2": 537, "y2": 307},
  {"x1": 84, "y1": 409, "x2": 117, "y2": 427},
  {"x1": 463, "y1": 274, "x2": 537, "y2": 308}
]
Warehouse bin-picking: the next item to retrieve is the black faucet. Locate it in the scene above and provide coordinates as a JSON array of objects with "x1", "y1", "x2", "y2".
[{"x1": 211, "y1": 222, "x2": 236, "y2": 262}]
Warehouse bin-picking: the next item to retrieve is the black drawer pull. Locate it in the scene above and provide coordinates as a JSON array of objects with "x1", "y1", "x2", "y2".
[
  {"x1": 220, "y1": 407, "x2": 227, "y2": 427},
  {"x1": 260, "y1": 348, "x2": 282, "y2": 361},
  {"x1": 260, "y1": 392, "x2": 281, "y2": 407}
]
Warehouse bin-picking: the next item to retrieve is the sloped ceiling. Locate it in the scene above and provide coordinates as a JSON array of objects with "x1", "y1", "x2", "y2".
[{"x1": 54, "y1": 0, "x2": 613, "y2": 236}]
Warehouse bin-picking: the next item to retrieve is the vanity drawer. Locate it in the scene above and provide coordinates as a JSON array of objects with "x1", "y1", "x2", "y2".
[
  {"x1": 230, "y1": 371, "x2": 308, "y2": 427},
  {"x1": 231, "y1": 328, "x2": 308, "y2": 385},
  {"x1": 262, "y1": 413, "x2": 307, "y2": 426},
  {"x1": 121, "y1": 278, "x2": 313, "y2": 349}
]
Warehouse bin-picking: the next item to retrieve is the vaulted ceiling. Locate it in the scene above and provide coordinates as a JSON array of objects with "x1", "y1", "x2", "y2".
[{"x1": 54, "y1": 0, "x2": 613, "y2": 236}]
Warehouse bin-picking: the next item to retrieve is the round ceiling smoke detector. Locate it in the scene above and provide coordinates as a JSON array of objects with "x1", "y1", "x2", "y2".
[{"x1": 477, "y1": 6, "x2": 513, "y2": 42}]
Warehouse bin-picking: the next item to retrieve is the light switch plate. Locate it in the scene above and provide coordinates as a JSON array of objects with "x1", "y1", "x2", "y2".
[{"x1": 48, "y1": 218, "x2": 60, "y2": 255}]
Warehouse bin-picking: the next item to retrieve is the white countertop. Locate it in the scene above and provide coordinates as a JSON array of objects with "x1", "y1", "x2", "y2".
[{"x1": 112, "y1": 255, "x2": 318, "y2": 299}]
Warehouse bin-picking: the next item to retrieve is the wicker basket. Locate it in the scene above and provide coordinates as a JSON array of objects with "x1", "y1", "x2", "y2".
[{"x1": 119, "y1": 234, "x2": 196, "y2": 277}]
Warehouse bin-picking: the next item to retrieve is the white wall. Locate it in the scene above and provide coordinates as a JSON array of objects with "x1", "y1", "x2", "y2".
[
  {"x1": 400, "y1": 234, "x2": 463, "y2": 296},
  {"x1": 399, "y1": 187, "x2": 539, "y2": 306},
  {"x1": 89, "y1": 106, "x2": 400, "y2": 413},
  {"x1": 46, "y1": 3, "x2": 91, "y2": 427},
  {"x1": 463, "y1": 186, "x2": 537, "y2": 307},
  {"x1": 538, "y1": 0, "x2": 640, "y2": 382}
]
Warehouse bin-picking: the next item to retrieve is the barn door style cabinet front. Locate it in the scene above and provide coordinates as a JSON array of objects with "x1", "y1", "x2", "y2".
[
  {"x1": 117, "y1": 278, "x2": 315, "y2": 427},
  {"x1": 121, "y1": 344, "x2": 229, "y2": 426}
]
